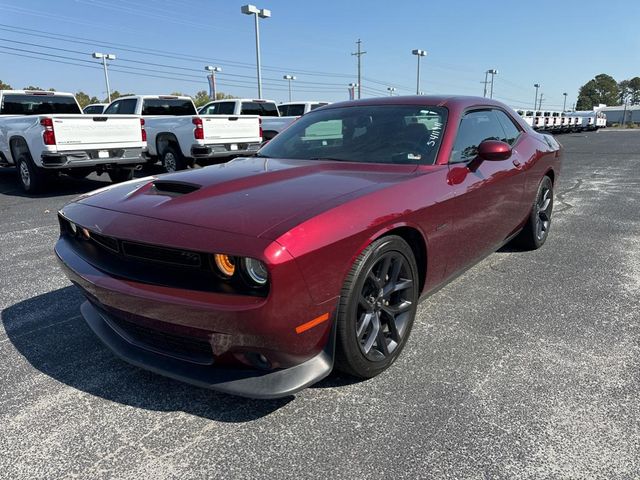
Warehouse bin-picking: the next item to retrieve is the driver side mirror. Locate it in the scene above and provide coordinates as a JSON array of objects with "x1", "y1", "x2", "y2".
[{"x1": 477, "y1": 140, "x2": 512, "y2": 161}]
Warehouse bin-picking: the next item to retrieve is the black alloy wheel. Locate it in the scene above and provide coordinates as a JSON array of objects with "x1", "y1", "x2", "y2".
[{"x1": 336, "y1": 235, "x2": 419, "y2": 378}]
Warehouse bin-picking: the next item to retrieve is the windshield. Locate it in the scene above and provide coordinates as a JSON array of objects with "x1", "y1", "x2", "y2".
[
  {"x1": 1, "y1": 94, "x2": 81, "y2": 115},
  {"x1": 141, "y1": 98, "x2": 196, "y2": 115},
  {"x1": 259, "y1": 105, "x2": 447, "y2": 165}
]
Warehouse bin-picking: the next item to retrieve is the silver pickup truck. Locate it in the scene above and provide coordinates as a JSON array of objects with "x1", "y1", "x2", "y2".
[{"x1": 0, "y1": 90, "x2": 146, "y2": 193}]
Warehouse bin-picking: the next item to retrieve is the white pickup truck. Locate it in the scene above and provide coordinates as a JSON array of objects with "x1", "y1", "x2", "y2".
[
  {"x1": 0, "y1": 90, "x2": 147, "y2": 193},
  {"x1": 105, "y1": 95, "x2": 262, "y2": 171},
  {"x1": 262, "y1": 101, "x2": 329, "y2": 140}
]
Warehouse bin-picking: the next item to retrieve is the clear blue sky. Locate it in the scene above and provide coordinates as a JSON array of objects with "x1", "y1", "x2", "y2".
[{"x1": 0, "y1": 0, "x2": 638, "y2": 109}]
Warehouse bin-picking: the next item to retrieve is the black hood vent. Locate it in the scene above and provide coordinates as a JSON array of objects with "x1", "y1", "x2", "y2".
[{"x1": 151, "y1": 180, "x2": 201, "y2": 196}]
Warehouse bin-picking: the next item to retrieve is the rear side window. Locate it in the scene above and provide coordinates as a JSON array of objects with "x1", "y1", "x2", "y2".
[
  {"x1": 0, "y1": 94, "x2": 81, "y2": 115},
  {"x1": 104, "y1": 99, "x2": 137, "y2": 115},
  {"x1": 494, "y1": 110, "x2": 521, "y2": 145},
  {"x1": 450, "y1": 110, "x2": 506, "y2": 163},
  {"x1": 241, "y1": 102, "x2": 279, "y2": 116},
  {"x1": 83, "y1": 105, "x2": 104, "y2": 114},
  {"x1": 201, "y1": 102, "x2": 235, "y2": 115},
  {"x1": 279, "y1": 104, "x2": 305, "y2": 116},
  {"x1": 141, "y1": 98, "x2": 195, "y2": 116},
  {"x1": 310, "y1": 103, "x2": 328, "y2": 110}
]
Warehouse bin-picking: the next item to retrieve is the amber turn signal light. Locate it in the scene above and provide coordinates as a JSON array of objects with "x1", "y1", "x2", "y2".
[{"x1": 214, "y1": 254, "x2": 236, "y2": 276}]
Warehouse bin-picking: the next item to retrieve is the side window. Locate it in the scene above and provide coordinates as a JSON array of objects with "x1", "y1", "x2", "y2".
[
  {"x1": 200, "y1": 103, "x2": 217, "y2": 115},
  {"x1": 104, "y1": 101, "x2": 121, "y2": 114},
  {"x1": 217, "y1": 102, "x2": 236, "y2": 115},
  {"x1": 118, "y1": 99, "x2": 137, "y2": 114},
  {"x1": 494, "y1": 110, "x2": 521, "y2": 145},
  {"x1": 449, "y1": 110, "x2": 505, "y2": 163},
  {"x1": 240, "y1": 102, "x2": 261, "y2": 115}
]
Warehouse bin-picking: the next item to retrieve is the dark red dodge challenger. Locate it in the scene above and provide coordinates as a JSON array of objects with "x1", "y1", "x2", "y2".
[{"x1": 55, "y1": 96, "x2": 561, "y2": 398}]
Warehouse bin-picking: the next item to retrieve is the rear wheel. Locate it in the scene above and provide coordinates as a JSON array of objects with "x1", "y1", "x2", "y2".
[
  {"x1": 16, "y1": 153, "x2": 47, "y2": 193},
  {"x1": 108, "y1": 169, "x2": 134, "y2": 183},
  {"x1": 161, "y1": 146, "x2": 187, "y2": 173},
  {"x1": 515, "y1": 175, "x2": 554, "y2": 250},
  {"x1": 335, "y1": 235, "x2": 419, "y2": 378}
]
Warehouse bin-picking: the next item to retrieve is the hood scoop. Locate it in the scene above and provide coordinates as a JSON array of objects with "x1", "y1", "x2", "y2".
[{"x1": 151, "y1": 180, "x2": 201, "y2": 196}]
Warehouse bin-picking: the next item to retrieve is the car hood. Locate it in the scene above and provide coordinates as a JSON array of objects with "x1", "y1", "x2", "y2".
[{"x1": 75, "y1": 157, "x2": 417, "y2": 239}]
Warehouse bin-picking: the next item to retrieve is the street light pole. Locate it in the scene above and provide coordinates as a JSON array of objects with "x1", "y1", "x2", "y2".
[
  {"x1": 348, "y1": 83, "x2": 358, "y2": 100},
  {"x1": 205, "y1": 66, "x2": 222, "y2": 100},
  {"x1": 411, "y1": 49, "x2": 427, "y2": 95},
  {"x1": 387, "y1": 87, "x2": 396, "y2": 96},
  {"x1": 489, "y1": 69, "x2": 498, "y2": 99},
  {"x1": 483, "y1": 70, "x2": 489, "y2": 97},
  {"x1": 283, "y1": 74, "x2": 296, "y2": 102},
  {"x1": 534, "y1": 84, "x2": 540, "y2": 110},
  {"x1": 93, "y1": 52, "x2": 116, "y2": 103},
  {"x1": 241, "y1": 5, "x2": 271, "y2": 99},
  {"x1": 562, "y1": 92, "x2": 568, "y2": 112}
]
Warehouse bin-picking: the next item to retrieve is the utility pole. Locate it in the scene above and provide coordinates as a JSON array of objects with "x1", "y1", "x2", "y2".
[
  {"x1": 483, "y1": 71, "x2": 490, "y2": 97},
  {"x1": 534, "y1": 83, "x2": 540, "y2": 110},
  {"x1": 538, "y1": 92, "x2": 544, "y2": 111},
  {"x1": 351, "y1": 39, "x2": 366, "y2": 99}
]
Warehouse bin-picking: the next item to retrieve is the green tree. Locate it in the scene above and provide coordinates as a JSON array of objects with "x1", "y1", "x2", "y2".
[
  {"x1": 629, "y1": 77, "x2": 640, "y2": 105},
  {"x1": 23, "y1": 85, "x2": 43, "y2": 91},
  {"x1": 576, "y1": 74, "x2": 620, "y2": 109},
  {"x1": 618, "y1": 80, "x2": 630, "y2": 104},
  {"x1": 75, "y1": 91, "x2": 100, "y2": 108},
  {"x1": 216, "y1": 92, "x2": 236, "y2": 100},
  {"x1": 0, "y1": 79, "x2": 12, "y2": 89},
  {"x1": 192, "y1": 90, "x2": 211, "y2": 107},
  {"x1": 104, "y1": 91, "x2": 134, "y2": 103}
]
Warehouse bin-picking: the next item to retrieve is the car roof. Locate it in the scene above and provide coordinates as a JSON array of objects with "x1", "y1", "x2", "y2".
[
  {"x1": 321, "y1": 95, "x2": 513, "y2": 111},
  {"x1": 0, "y1": 90, "x2": 75, "y2": 96},
  {"x1": 113, "y1": 95, "x2": 193, "y2": 101},
  {"x1": 206, "y1": 98, "x2": 277, "y2": 103}
]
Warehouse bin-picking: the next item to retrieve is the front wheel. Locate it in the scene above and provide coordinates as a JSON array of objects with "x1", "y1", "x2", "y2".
[
  {"x1": 515, "y1": 175, "x2": 554, "y2": 250},
  {"x1": 335, "y1": 235, "x2": 419, "y2": 378}
]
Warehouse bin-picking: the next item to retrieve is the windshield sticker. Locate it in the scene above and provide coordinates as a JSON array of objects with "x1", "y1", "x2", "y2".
[{"x1": 427, "y1": 120, "x2": 443, "y2": 147}]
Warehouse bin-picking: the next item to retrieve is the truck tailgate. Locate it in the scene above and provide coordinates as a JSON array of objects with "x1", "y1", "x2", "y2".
[
  {"x1": 49, "y1": 115, "x2": 144, "y2": 150},
  {"x1": 201, "y1": 115, "x2": 260, "y2": 141}
]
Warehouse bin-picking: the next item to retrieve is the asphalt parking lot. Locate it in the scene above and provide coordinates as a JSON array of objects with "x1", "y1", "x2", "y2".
[{"x1": 1, "y1": 131, "x2": 639, "y2": 479}]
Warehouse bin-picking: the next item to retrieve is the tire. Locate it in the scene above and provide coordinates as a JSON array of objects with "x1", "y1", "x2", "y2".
[
  {"x1": 161, "y1": 146, "x2": 187, "y2": 173},
  {"x1": 15, "y1": 153, "x2": 47, "y2": 193},
  {"x1": 515, "y1": 175, "x2": 554, "y2": 250},
  {"x1": 108, "y1": 169, "x2": 134, "y2": 183},
  {"x1": 335, "y1": 235, "x2": 420, "y2": 378}
]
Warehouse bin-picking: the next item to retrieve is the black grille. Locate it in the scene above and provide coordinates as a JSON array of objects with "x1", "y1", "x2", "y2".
[
  {"x1": 91, "y1": 231, "x2": 119, "y2": 253},
  {"x1": 106, "y1": 311, "x2": 214, "y2": 365},
  {"x1": 121, "y1": 241, "x2": 202, "y2": 267}
]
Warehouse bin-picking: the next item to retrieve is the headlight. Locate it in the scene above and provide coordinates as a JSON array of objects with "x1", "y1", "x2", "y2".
[
  {"x1": 214, "y1": 254, "x2": 236, "y2": 277},
  {"x1": 243, "y1": 258, "x2": 268, "y2": 285}
]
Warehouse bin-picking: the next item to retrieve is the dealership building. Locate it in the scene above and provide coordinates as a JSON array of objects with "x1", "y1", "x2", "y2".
[{"x1": 595, "y1": 104, "x2": 640, "y2": 125}]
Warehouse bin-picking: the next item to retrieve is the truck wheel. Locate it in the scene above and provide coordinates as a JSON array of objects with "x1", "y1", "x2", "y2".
[
  {"x1": 161, "y1": 146, "x2": 187, "y2": 172},
  {"x1": 108, "y1": 169, "x2": 134, "y2": 183},
  {"x1": 16, "y1": 153, "x2": 47, "y2": 194}
]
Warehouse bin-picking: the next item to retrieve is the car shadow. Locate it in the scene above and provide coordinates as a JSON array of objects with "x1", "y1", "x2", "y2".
[
  {"x1": 0, "y1": 164, "x2": 167, "y2": 199},
  {"x1": 2, "y1": 286, "x2": 291, "y2": 422}
]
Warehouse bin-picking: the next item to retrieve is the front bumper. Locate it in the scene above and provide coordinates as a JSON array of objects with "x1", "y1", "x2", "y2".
[
  {"x1": 80, "y1": 300, "x2": 334, "y2": 399},
  {"x1": 191, "y1": 142, "x2": 260, "y2": 159},
  {"x1": 54, "y1": 208, "x2": 337, "y2": 398},
  {"x1": 40, "y1": 148, "x2": 144, "y2": 169}
]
